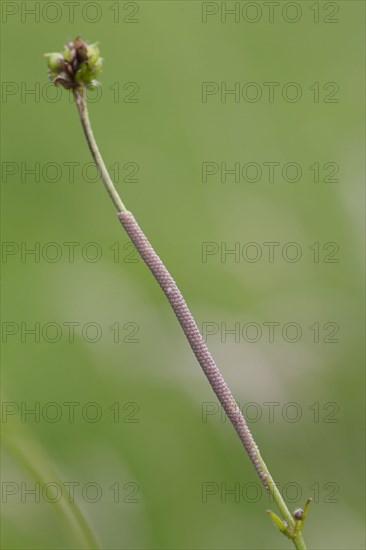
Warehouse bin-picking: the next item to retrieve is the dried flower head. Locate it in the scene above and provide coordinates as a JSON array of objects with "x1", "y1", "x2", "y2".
[{"x1": 44, "y1": 36, "x2": 102, "y2": 91}]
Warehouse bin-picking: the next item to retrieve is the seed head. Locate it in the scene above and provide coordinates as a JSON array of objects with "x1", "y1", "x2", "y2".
[{"x1": 44, "y1": 36, "x2": 102, "y2": 91}]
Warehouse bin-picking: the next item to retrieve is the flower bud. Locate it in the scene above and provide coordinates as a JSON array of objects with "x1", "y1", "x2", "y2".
[
  {"x1": 87, "y1": 43, "x2": 100, "y2": 65},
  {"x1": 44, "y1": 53, "x2": 64, "y2": 73},
  {"x1": 44, "y1": 37, "x2": 103, "y2": 91},
  {"x1": 293, "y1": 508, "x2": 303, "y2": 520}
]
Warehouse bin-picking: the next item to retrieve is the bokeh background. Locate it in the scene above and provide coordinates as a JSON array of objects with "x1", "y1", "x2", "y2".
[{"x1": 1, "y1": 1, "x2": 365, "y2": 549}]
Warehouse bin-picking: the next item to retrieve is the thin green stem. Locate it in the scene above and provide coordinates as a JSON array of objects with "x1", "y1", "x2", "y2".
[
  {"x1": 73, "y1": 91, "x2": 308, "y2": 550},
  {"x1": 73, "y1": 90, "x2": 127, "y2": 212},
  {"x1": 3, "y1": 414, "x2": 99, "y2": 549},
  {"x1": 293, "y1": 534, "x2": 307, "y2": 550},
  {"x1": 257, "y1": 454, "x2": 294, "y2": 527},
  {"x1": 257, "y1": 455, "x2": 306, "y2": 549}
]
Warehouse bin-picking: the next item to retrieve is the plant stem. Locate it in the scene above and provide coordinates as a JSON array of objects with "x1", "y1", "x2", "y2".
[
  {"x1": 73, "y1": 90, "x2": 307, "y2": 550},
  {"x1": 294, "y1": 534, "x2": 307, "y2": 550},
  {"x1": 3, "y1": 412, "x2": 99, "y2": 549},
  {"x1": 74, "y1": 91, "x2": 126, "y2": 212}
]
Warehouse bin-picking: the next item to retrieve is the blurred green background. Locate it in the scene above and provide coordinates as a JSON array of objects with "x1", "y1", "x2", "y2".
[{"x1": 1, "y1": 1, "x2": 365, "y2": 549}]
